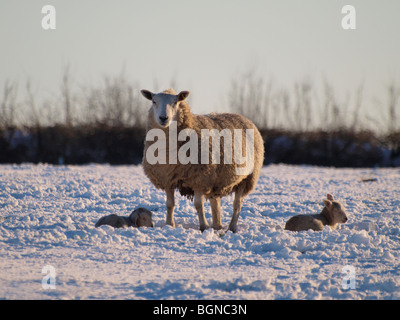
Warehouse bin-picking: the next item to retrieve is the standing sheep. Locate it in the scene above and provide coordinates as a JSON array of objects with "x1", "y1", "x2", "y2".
[{"x1": 141, "y1": 89, "x2": 264, "y2": 233}]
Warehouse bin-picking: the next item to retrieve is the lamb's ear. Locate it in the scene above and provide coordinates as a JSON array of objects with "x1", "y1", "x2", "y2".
[
  {"x1": 141, "y1": 89, "x2": 154, "y2": 101},
  {"x1": 327, "y1": 193, "x2": 334, "y2": 200},
  {"x1": 178, "y1": 91, "x2": 190, "y2": 101},
  {"x1": 323, "y1": 199, "x2": 332, "y2": 208}
]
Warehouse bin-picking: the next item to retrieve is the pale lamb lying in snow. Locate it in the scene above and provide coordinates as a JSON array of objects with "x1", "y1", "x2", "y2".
[{"x1": 285, "y1": 194, "x2": 348, "y2": 231}]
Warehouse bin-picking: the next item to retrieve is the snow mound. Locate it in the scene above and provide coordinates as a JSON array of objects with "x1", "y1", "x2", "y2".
[{"x1": 1, "y1": 164, "x2": 399, "y2": 299}]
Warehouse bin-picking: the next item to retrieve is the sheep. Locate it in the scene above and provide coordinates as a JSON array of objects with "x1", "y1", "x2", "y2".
[
  {"x1": 140, "y1": 88, "x2": 264, "y2": 233},
  {"x1": 95, "y1": 208, "x2": 154, "y2": 228},
  {"x1": 285, "y1": 193, "x2": 348, "y2": 232}
]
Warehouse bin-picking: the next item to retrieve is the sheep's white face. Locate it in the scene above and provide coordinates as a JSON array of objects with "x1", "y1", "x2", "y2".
[
  {"x1": 141, "y1": 90, "x2": 190, "y2": 128},
  {"x1": 152, "y1": 93, "x2": 180, "y2": 128}
]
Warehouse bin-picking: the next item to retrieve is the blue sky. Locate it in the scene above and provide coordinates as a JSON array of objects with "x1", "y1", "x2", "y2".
[{"x1": 1, "y1": 0, "x2": 399, "y2": 120}]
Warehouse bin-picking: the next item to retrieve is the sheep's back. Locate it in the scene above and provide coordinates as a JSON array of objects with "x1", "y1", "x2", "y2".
[
  {"x1": 285, "y1": 214, "x2": 325, "y2": 231},
  {"x1": 143, "y1": 112, "x2": 264, "y2": 198}
]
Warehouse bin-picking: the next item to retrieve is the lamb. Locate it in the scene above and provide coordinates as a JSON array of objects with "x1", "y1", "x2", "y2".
[
  {"x1": 140, "y1": 88, "x2": 264, "y2": 233},
  {"x1": 95, "y1": 208, "x2": 154, "y2": 228},
  {"x1": 285, "y1": 194, "x2": 348, "y2": 232}
]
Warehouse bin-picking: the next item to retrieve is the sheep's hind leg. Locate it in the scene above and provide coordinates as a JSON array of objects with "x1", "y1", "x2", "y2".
[
  {"x1": 228, "y1": 188, "x2": 245, "y2": 233},
  {"x1": 194, "y1": 193, "x2": 209, "y2": 232},
  {"x1": 210, "y1": 197, "x2": 223, "y2": 230},
  {"x1": 166, "y1": 188, "x2": 175, "y2": 228}
]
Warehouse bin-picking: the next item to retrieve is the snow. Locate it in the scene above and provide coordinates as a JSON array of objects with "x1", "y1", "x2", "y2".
[{"x1": 0, "y1": 163, "x2": 400, "y2": 299}]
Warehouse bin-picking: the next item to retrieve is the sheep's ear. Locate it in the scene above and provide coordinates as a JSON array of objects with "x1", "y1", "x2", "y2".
[
  {"x1": 141, "y1": 89, "x2": 154, "y2": 101},
  {"x1": 178, "y1": 91, "x2": 190, "y2": 101},
  {"x1": 327, "y1": 193, "x2": 334, "y2": 200},
  {"x1": 323, "y1": 199, "x2": 332, "y2": 208}
]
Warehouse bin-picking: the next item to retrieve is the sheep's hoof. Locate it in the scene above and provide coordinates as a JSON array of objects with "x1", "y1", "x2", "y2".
[
  {"x1": 228, "y1": 225, "x2": 237, "y2": 233},
  {"x1": 166, "y1": 221, "x2": 175, "y2": 228},
  {"x1": 199, "y1": 224, "x2": 210, "y2": 232},
  {"x1": 213, "y1": 224, "x2": 223, "y2": 230}
]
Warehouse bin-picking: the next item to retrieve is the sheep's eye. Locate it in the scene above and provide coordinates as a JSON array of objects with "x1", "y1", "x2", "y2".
[{"x1": 152, "y1": 100, "x2": 156, "y2": 105}]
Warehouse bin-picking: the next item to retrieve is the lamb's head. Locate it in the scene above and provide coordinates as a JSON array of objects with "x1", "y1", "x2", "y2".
[
  {"x1": 323, "y1": 193, "x2": 348, "y2": 226},
  {"x1": 141, "y1": 89, "x2": 190, "y2": 128},
  {"x1": 129, "y1": 207, "x2": 154, "y2": 228}
]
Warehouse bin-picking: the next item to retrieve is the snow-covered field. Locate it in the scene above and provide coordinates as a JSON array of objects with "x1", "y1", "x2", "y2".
[{"x1": 0, "y1": 163, "x2": 399, "y2": 300}]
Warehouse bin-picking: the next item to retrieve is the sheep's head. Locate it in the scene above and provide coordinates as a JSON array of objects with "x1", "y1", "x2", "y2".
[
  {"x1": 141, "y1": 89, "x2": 190, "y2": 128},
  {"x1": 323, "y1": 193, "x2": 348, "y2": 225}
]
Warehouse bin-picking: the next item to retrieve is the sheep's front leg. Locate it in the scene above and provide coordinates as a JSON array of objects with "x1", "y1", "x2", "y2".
[
  {"x1": 210, "y1": 197, "x2": 222, "y2": 230},
  {"x1": 166, "y1": 188, "x2": 175, "y2": 227},
  {"x1": 228, "y1": 189, "x2": 244, "y2": 233},
  {"x1": 194, "y1": 192, "x2": 209, "y2": 232}
]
